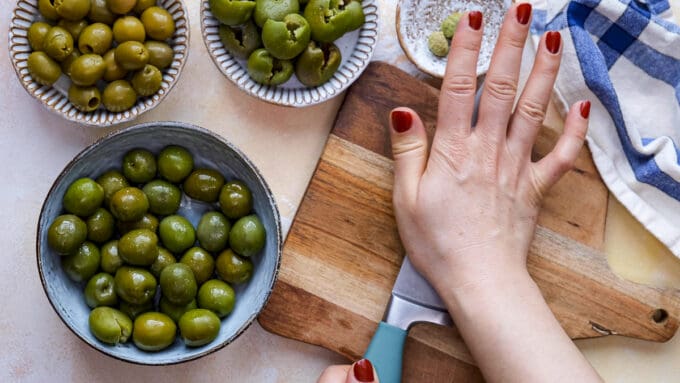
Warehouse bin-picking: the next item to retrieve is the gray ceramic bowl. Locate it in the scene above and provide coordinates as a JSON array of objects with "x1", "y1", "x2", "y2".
[{"x1": 36, "y1": 122, "x2": 281, "y2": 365}]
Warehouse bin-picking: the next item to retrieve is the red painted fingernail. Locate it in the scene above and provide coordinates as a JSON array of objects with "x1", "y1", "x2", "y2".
[
  {"x1": 516, "y1": 3, "x2": 532, "y2": 25},
  {"x1": 354, "y1": 359, "x2": 375, "y2": 382},
  {"x1": 580, "y1": 100, "x2": 591, "y2": 119},
  {"x1": 391, "y1": 110, "x2": 412, "y2": 133},
  {"x1": 469, "y1": 11, "x2": 483, "y2": 30},
  {"x1": 546, "y1": 31, "x2": 561, "y2": 54}
]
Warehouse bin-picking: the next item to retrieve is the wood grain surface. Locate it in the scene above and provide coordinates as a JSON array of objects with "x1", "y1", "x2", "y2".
[{"x1": 259, "y1": 62, "x2": 680, "y2": 381}]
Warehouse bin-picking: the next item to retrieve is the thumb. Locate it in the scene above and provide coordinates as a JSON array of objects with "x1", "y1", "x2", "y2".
[
  {"x1": 346, "y1": 359, "x2": 379, "y2": 383},
  {"x1": 390, "y1": 107, "x2": 429, "y2": 205}
]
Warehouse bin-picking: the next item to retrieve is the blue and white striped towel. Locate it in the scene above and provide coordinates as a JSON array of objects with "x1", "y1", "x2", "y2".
[{"x1": 529, "y1": 0, "x2": 680, "y2": 255}]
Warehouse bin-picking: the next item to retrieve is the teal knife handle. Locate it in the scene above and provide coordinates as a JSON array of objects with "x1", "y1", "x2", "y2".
[{"x1": 364, "y1": 321, "x2": 407, "y2": 383}]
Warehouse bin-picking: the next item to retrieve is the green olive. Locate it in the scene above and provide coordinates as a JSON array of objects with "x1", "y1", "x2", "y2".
[
  {"x1": 157, "y1": 145, "x2": 193, "y2": 183},
  {"x1": 113, "y1": 16, "x2": 146, "y2": 43},
  {"x1": 215, "y1": 249, "x2": 253, "y2": 284},
  {"x1": 68, "y1": 84, "x2": 101, "y2": 112},
  {"x1": 118, "y1": 300, "x2": 154, "y2": 319},
  {"x1": 89, "y1": 307, "x2": 132, "y2": 344},
  {"x1": 62, "y1": 241, "x2": 100, "y2": 282},
  {"x1": 61, "y1": 49, "x2": 82, "y2": 77},
  {"x1": 70, "y1": 53, "x2": 106, "y2": 86},
  {"x1": 229, "y1": 214, "x2": 265, "y2": 257},
  {"x1": 141, "y1": 6, "x2": 175, "y2": 41},
  {"x1": 142, "y1": 179, "x2": 182, "y2": 215},
  {"x1": 131, "y1": 64, "x2": 162, "y2": 96},
  {"x1": 54, "y1": 0, "x2": 91, "y2": 21},
  {"x1": 27, "y1": 52, "x2": 62, "y2": 86},
  {"x1": 86, "y1": 207, "x2": 115, "y2": 243},
  {"x1": 145, "y1": 41, "x2": 174, "y2": 69},
  {"x1": 114, "y1": 41, "x2": 149, "y2": 71},
  {"x1": 209, "y1": 0, "x2": 256, "y2": 26},
  {"x1": 48, "y1": 214, "x2": 87, "y2": 255},
  {"x1": 180, "y1": 247, "x2": 214, "y2": 285},
  {"x1": 84, "y1": 272, "x2": 118, "y2": 308},
  {"x1": 295, "y1": 41, "x2": 341, "y2": 87},
  {"x1": 110, "y1": 186, "x2": 149, "y2": 222},
  {"x1": 246, "y1": 48, "x2": 293, "y2": 86},
  {"x1": 38, "y1": 0, "x2": 60, "y2": 20},
  {"x1": 160, "y1": 263, "x2": 197, "y2": 305},
  {"x1": 134, "y1": 0, "x2": 156, "y2": 14},
  {"x1": 28, "y1": 22, "x2": 52, "y2": 51},
  {"x1": 122, "y1": 148, "x2": 157, "y2": 184},
  {"x1": 58, "y1": 19, "x2": 88, "y2": 41},
  {"x1": 219, "y1": 180, "x2": 252, "y2": 219},
  {"x1": 117, "y1": 213, "x2": 159, "y2": 234},
  {"x1": 100, "y1": 240, "x2": 123, "y2": 274},
  {"x1": 96, "y1": 170, "x2": 129, "y2": 206},
  {"x1": 160, "y1": 297, "x2": 197, "y2": 323},
  {"x1": 89, "y1": 0, "x2": 116, "y2": 24},
  {"x1": 44, "y1": 26, "x2": 74, "y2": 62},
  {"x1": 107, "y1": 0, "x2": 137, "y2": 14},
  {"x1": 254, "y1": 0, "x2": 298, "y2": 27},
  {"x1": 183, "y1": 169, "x2": 225, "y2": 203},
  {"x1": 102, "y1": 49, "x2": 128, "y2": 81},
  {"x1": 179, "y1": 308, "x2": 221, "y2": 347},
  {"x1": 133, "y1": 312, "x2": 177, "y2": 351},
  {"x1": 158, "y1": 215, "x2": 195, "y2": 254},
  {"x1": 218, "y1": 21, "x2": 261, "y2": 60},
  {"x1": 63, "y1": 177, "x2": 104, "y2": 217},
  {"x1": 78, "y1": 23, "x2": 113, "y2": 55},
  {"x1": 262, "y1": 13, "x2": 311, "y2": 60},
  {"x1": 197, "y1": 212, "x2": 230, "y2": 253},
  {"x1": 102, "y1": 80, "x2": 137, "y2": 112},
  {"x1": 197, "y1": 279, "x2": 235, "y2": 318},
  {"x1": 118, "y1": 229, "x2": 159, "y2": 266},
  {"x1": 150, "y1": 247, "x2": 176, "y2": 277},
  {"x1": 114, "y1": 266, "x2": 157, "y2": 305}
]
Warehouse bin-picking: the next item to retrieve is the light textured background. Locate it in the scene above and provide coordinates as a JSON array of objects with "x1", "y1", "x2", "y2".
[{"x1": 3, "y1": 1, "x2": 680, "y2": 382}]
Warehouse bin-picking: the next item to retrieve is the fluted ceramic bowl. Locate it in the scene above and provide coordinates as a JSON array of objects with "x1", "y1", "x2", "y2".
[
  {"x1": 201, "y1": 0, "x2": 379, "y2": 107},
  {"x1": 37, "y1": 122, "x2": 282, "y2": 365},
  {"x1": 9, "y1": 0, "x2": 189, "y2": 127}
]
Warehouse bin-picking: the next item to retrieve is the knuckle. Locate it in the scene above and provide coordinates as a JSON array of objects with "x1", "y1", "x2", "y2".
[
  {"x1": 517, "y1": 98, "x2": 547, "y2": 124},
  {"x1": 485, "y1": 75, "x2": 518, "y2": 102},
  {"x1": 392, "y1": 138, "x2": 426, "y2": 158},
  {"x1": 500, "y1": 33, "x2": 526, "y2": 50},
  {"x1": 442, "y1": 74, "x2": 476, "y2": 99}
]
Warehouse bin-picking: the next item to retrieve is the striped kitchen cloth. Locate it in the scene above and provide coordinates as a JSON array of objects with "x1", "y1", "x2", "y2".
[{"x1": 528, "y1": 0, "x2": 680, "y2": 255}]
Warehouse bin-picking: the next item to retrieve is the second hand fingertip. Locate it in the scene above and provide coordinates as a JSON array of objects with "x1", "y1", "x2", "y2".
[
  {"x1": 469, "y1": 11, "x2": 483, "y2": 31},
  {"x1": 580, "y1": 100, "x2": 591, "y2": 119},
  {"x1": 391, "y1": 110, "x2": 413, "y2": 133},
  {"x1": 546, "y1": 31, "x2": 562, "y2": 54},
  {"x1": 516, "y1": 2, "x2": 532, "y2": 25}
]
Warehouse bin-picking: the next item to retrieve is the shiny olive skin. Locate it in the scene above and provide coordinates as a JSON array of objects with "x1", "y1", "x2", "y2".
[
  {"x1": 115, "y1": 41, "x2": 149, "y2": 71},
  {"x1": 295, "y1": 41, "x2": 341, "y2": 87},
  {"x1": 89, "y1": 307, "x2": 132, "y2": 344},
  {"x1": 219, "y1": 180, "x2": 253, "y2": 219},
  {"x1": 158, "y1": 215, "x2": 195, "y2": 254},
  {"x1": 96, "y1": 170, "x2": 129, "y2": 206},
  {"x1": 102, "y1": 80, "x2": 137, "y2": 112},
  {"x1": 118, "y1": 229, "x2": 159, "y2": 266},
  {"x1": 134, "y1": 0, "x2": 156, "y2": 14},
  {"x1": 133, "y1": 312, "x2": 177, "y2": 351},
  {"x1": 197, "y1": 212, "x2": 231, "y2": 253},
  {"x1": 229, "y1": 215, "x2": 266, "y2": 257},
  {"x1": 179, "y1": 308, "x2": 221, "y2": 346},
  {"x1": 110, "y1": 186, "x2": 149, "y2": 222},
  {"x1": 70, "y1": 54, "x2": 106, "y2": 86},
  {"x1": 150, "y1": 247, "x2": 176, "y2": 277},
  {"x1": 131, "y1": 64, "x2": 162, "y2": 96},
  {"x1": 86, "y1": 207, "x2": 115, "y2": 243},
  {"x1": 160, "y1": 263, "x2": 197, "y2": 305},
  {"x1": 141, "y1": 6, "x2": 176, "y2": 41},
  {"x1": 61, "y1": 50, "x2": 82, "y2": 77},
  {"x1": 197, "y1": 279, "x2": 235, "y2": 318},
  {"x1": 89, "y1": 0, "x2": 116, "y2": 24},
  {"x1": 48, "y1": 214, "x2": 87, "y2": 255},
  {"x1": 114, "y1": 266, "x2": 157, "y2": 305},
  {"x1": 100, "y1": 240, "x2": 123, "y2": 273},
  {"x1": 254, "y1": 0, "x2": 299, "y2": 27},
  {"x1": 118, "y1": 213, "x2": 159, "y2": 234},
  {"x1": 210, "y1": 0, "x2": 256, "y2": 26},
  {"x1": 54, "y1": 0, "x2": 91, "y2": 21},
  {"x1": 78, "y1": 23, "x2": 113, "y2": 55},
  {"x1": 28, "y1": 22, "x2": 52, "y2": 51},
  {"x1": 58, "y1": 19, "x2": 88, "y2": 41},
  {"x1": 262, "y1": 14, "x2": 310, "y2": 60},
  {"x1": 183, "y1": 169, "x2": 225, "y2": 203},
  {"x1": 219, "y1": 22, "x2": 261, "y2": 60},
  {"x1": 157, "y1": 146, "x2": 194, "y2": 183},
  {"x1": 44, "y1": 26, "x2": 74, "y2": 62},
  {"x1": 143, "y1": 180, "x2": 182, "y2": 215},
  {"x1": 216, "y1": 249, "x2": 253, "y2": 284},
  {"x1": 62, "y1": 241, "x2": 101, "y2": 282},
  {"x1": 68, "y1": 84, "x2": 102, "y2": 112},
  {"x1": 63, "y1": 178, "x2": 104, "y2": 217},
  {"x1": 180, "y1": 247, "x2": 215, "y2": 285},
  {"x1": 27, "y1": 52, "x2": 62, "y2": 86},
  {"x1": 123, "y1": 149, "x2": 157, "y2": 184},
  {"x1": 145, "y1": 41, "x2": 174, "y2": 69},
  {"x1": 113, "y1": 16, "x2": 146, "y2": 43},
  {"x1": 84, "y1": 272, "x2": 118, "y2": 308},
  {"x1": 107, "y1": 0, "x2": 137, "y2": 14},
  {"x1": 38, "y1": 0, "x2": 60, "y2": 20},
  {"x1": 102, "y1": 49, "x2": 128, "y2": 81},
  {"x1": 160, "y1": 297, "x2": 197, "y2": 323},
  {"x1": 247, "y1": 49, "x2": 293, "y2": 86},
  {"x1": 119, "y1": 300, "x2": 154, "y2": 319}
]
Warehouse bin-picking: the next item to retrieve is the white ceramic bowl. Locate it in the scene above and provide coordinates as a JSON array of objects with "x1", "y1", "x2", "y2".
[
  {"x1": 201, "y1": 0, "x2": 379, "y2": 107},
  {"x1": 9, "y1": 0, "x2": 190, "y2": 127}
]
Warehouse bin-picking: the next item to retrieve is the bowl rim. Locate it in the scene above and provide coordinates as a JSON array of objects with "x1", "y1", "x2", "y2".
[
  {"x1": 8, "y1": 0, "x2": 191, "y2": 128},
  {"x1": 199, "y1": 0, "x2": 379, "y2": 108},
  {"x1": 36, "y1": 121, "x2": 283, "y2": 365}
]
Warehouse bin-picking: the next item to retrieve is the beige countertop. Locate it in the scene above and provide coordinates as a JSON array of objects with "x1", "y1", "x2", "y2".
[{"x1": 2, "y1": 1, "x2": 680, "y2": 382}]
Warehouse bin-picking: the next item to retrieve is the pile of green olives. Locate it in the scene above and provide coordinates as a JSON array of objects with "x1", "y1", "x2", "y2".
[
  {"x1": 47, "y1": 145, "x2": 267, "y2": 351},
  {"x1": 27, "y1": 0, "x2": 177, "y2": 113},
  {"x1": 209, "y1": 0, "x2": 365, "y2": 87}
]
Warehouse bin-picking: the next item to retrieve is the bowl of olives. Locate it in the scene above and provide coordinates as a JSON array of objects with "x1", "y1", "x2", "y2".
[
  {"x1": 9, "y1": 0, "x2": 189, "y2": 126},
  {"x1": 37, "y1": 121, "x2": 282, "y2": 364},
  {"x1": 200, "y1": 0, "x2": 379, "y2": 107}
]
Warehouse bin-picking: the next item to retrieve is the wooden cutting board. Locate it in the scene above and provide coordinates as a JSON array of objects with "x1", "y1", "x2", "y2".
[{"x1": 258, "y1": 62, "x2": 680, "y2": 381}]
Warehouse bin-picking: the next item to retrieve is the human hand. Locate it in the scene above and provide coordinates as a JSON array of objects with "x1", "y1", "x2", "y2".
[{"x1": 317, "y1": 359, "x2": 378, "y2": 383}]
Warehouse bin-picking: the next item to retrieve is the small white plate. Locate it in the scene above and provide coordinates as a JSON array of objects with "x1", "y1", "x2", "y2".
[{"x1": 397, "y1": 0, "x2": 511, "y2": 78}]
